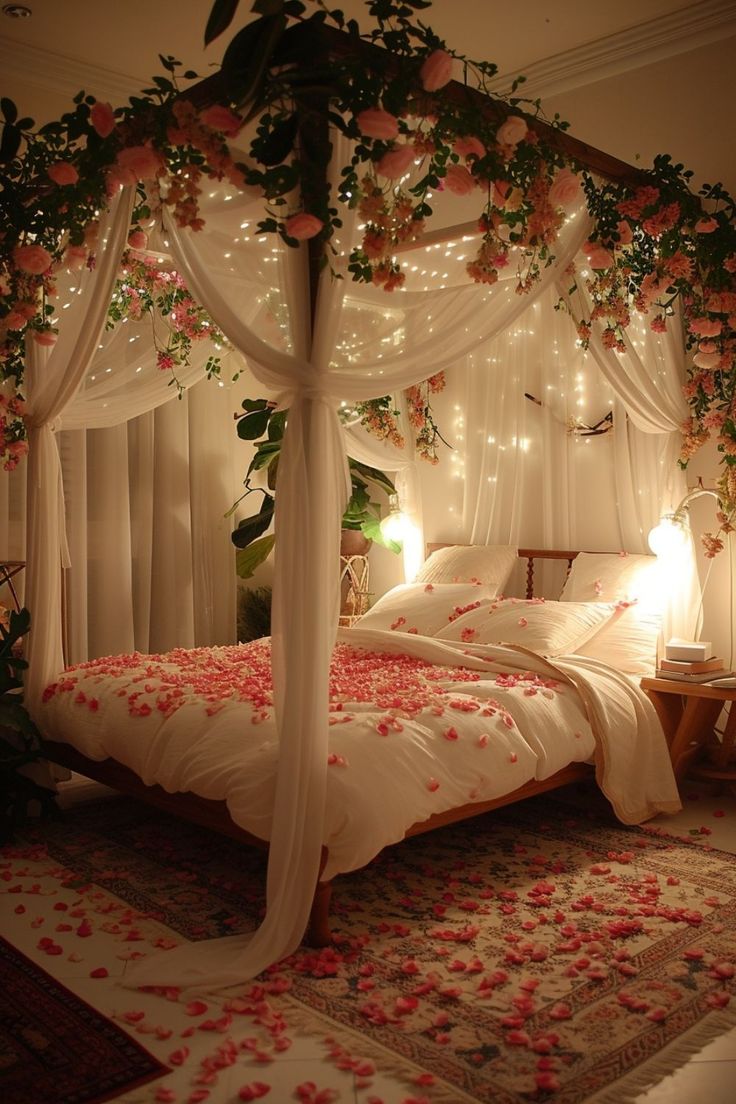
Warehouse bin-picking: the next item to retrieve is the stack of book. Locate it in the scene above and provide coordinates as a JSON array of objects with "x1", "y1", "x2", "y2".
[{"x1": 655, "y1": 656, "x2": 728, "y2": 683}]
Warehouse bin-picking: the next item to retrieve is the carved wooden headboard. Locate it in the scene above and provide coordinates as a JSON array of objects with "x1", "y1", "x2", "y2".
[{"x1": 425, "y1": 545, "x2": 586, "y2": 599}]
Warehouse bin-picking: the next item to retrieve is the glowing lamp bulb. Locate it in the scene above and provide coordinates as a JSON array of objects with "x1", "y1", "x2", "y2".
[
  {"x1": 380, "y1": 495, "x2": 410, "y2": 544},
  {"x1": 647, "y1": 513, "x2": 689, "y2": 556}
]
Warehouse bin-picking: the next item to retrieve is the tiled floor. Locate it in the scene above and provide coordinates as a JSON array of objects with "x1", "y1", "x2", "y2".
[{"x1": 2, "y1": 776, "x2": 736, "y2": 1104}]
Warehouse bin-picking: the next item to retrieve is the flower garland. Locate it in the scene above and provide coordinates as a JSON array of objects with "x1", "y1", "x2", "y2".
[
  {"x1": 346, "y1": 371, "x2": 448, "y2": 463},
  {"x1": 107, "y1": 248, "x2": 228, "y2": 392},
  {"x1": 0, "y1": 0, "x2": 735, "y2": 532}
]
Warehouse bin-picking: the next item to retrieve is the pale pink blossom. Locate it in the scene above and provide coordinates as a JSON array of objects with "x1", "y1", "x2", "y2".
[
  {"x1": 4, "y1": 310, "x2": 25, "y2": 330},
  {"x1": 420, "y1": 49, "x2": 453, "y2": 92},
  {"x1": 90, "y1": 101, "x2": 115, "y2": 138},
  {"x1": 116, "y1": 144, "x2": 165, "y2": 182},
  {"x1": 64, "y1": 244, "x2": 88, "y2": 271},
  {"x1": 694, "y1": 216, "x2": 718, "y2": 233},
  {"x1": 200, "y1": 104, "x2": 242, "y2": 137},
  {"x1": 496, "y1": 115, "x2": 528, "y2": 146},
  {"x1": 583, "y1": 240, "x2": 613, "y2": 269},
  {"x1": 689, "y1": 317, "x2": 722, "y2": 338},
  {"x1": 32, "y1": 329, "x2": 57, "y2": 347},
  {"x1": 692, "y1": 351, "x2": 720, "y2": 370},
  {"x1": 356, "y1": 108, "x2": 399, "y2": 140},
  {"x1": 453, "y1": 135, "x2": 485, "y2": 160},
  {"x1": 127, "y1": 229, "x2": 148, "y2": 250},
  {"x1": 616, "y1": 219, "x2": 633, "y2": 245},
  {"x1": 284, "y1": 212, "x2": 323, "y2": 240},
  {"x1": 12, "y1": 243, "x2": 53, "y2": 275},
  {"x1": 375, "y1": 143, "x2": 415, "y2": 180},
  {"x1": 548, "y1": 167, "x2": 580, "y2": 207},
  {"x1": 48, "y1": 161, "x2": 79, "y2": 186},
  {"x1": 444, "y1": 163, "x2": 475, "y2": 196}
]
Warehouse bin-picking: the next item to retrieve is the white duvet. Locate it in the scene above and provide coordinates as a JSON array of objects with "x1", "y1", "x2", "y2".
[{"x1": 38, "y1": 628, "x2": 681, "y2": 879}]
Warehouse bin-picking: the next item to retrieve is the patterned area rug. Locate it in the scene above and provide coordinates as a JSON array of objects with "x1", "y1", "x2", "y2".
[
  {"x1": 0, "y1": 934, "x2": 167, "y2": 1104},
  {"x1": 31, "y1": 790, "x2": 736, "y2": 1104}
]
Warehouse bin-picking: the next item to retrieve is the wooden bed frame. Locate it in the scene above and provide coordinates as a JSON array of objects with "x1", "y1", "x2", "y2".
[{"x1": 42, "y1": 547, "x2": 595, "y2": 947}]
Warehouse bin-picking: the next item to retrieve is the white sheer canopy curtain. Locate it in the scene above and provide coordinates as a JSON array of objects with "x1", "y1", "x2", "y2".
[
  {"x1": 120, "y1": 132, "x2": 591, "y2": 990},
  {"x1": 23, "y1": 189, "x2": 134, "y2": 709},
  {"x1": 558, "y1": 276, "x2": 698, "y2": 638}
]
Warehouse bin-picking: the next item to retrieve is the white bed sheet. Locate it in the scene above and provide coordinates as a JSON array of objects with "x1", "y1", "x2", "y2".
[{"x1": 38, "y1": 629, "x2": 681, "y2": 879}]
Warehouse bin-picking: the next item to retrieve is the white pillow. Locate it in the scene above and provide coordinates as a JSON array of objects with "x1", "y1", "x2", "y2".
[
  {"x1": 435, "y1": 598, "x2": 618, "y2": 656},
  {"x1": 355, "y1": 582, "x2": 497, "y2": 636},
  {"x1": 560, "y1": 552, "x2": 660, "y2": 603},
  {"x1": 575, "y1": 607, "x2": 662, "y2": 676},
  {"x1": 414, "y1": 544, "x2": 517, "y2": 590}
]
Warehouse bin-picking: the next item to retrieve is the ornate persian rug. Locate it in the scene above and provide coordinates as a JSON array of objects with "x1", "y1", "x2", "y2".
[
  {"x1": 31, "y1": 791, "x2": 736, "y2": 1103},
  {"x1": 0, "y1": 934, "x2": 167, "y2": 1104}
]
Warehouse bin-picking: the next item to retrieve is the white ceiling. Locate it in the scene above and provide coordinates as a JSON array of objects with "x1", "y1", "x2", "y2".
[{"x1": 1, "y1": 0, "x2": 735, "y2": 188}]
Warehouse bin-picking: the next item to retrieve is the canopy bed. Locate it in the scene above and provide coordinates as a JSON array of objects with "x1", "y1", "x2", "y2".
[
  {"x1": 1, "y1": 2, "x2": 731, "y2": 991},
  {"x1": 37, "y1": 545, "x2": 681, "y2": 948}
]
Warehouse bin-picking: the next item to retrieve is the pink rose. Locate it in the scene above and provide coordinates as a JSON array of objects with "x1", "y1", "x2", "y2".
[
  {"x1": 420, "y1": 49, "x2": 453, "y2": 92},
  {"x1": 356, "y1": 108, "x2": 399, "y2": 141},
  {"x1": 48, "y1": 161, "x2": 79, "y2": 186},
  {"x1": 32, "y1": 329, "x2": 58, "y2": 347},
  {"x1": 548, "y1": 167, "x2": 581, "y2": 208},
  {"x1": 116, "y1": 144, "x2": 165, "y2": 182},
  {"x1": 694, "y1": 216, "x2": 718, "y2": 233},
  {"x1": 284, "y1": 212, "x2": 323, "y2": 241},
  {"x1": 90, "y1": 101, "x2": 115, "y2": 138},
  {"x1": 64, "y1": 244, "x2": 88, "y2": 271},
  {"x1": 127, "y1": 230, "x2": 148, "y2": 250},
  {"x1": 693, "y1": 351, "x2": 720, "y2": 370},
  {"x1": 200, "y1": 104, "x2": 242, "y2": 137},
  {"x1": 616, "y1": 220, "x2": 633, "y2": 245},
  {"x1": 444, "y1": 163, "x2": 475, "y2": 196},
  {"x1": 496, "y1": 115, "x2": 528, "y2": 146},
  {"x1": 583, "y1": 240, "x2": 613, "y2": 270},
  {"x1": 15, "y1": 301, "x2": 37, "y2": 320},
  {"x1": 13, "y1": 243, "x2": 53, "y2": 275},
  {"x1": 689, "y1": 317, "x2": 722, "y2": 338},
  {"x1": 376, "y1": 143, "x2": 415, "y2": 180},
  {"x1": 5, "y1": 310, "x2": 25, "y2": 330},
  {"x1": 453, "y1": 136, "x2": 485, "y2": 160}
]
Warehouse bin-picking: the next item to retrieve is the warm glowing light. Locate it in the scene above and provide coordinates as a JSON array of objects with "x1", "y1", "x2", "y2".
[{"x1": 647, "y1": 513, "x2": 690, "y2": 556}]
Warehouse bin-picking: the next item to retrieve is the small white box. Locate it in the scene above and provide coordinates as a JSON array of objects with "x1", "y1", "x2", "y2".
[{"x1": 665, "y1": 639, "x2": 712, "y2": 662}]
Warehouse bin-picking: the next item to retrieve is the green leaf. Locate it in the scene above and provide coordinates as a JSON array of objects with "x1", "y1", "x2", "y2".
[
  {"x1": 0, "y1": 123, "x2": 21, "y2": 164},
  {"x1": 252, "y1": 0, "x2": 285, "y2": 13},
  {"x1": 1, "y1": 97, "x2": 17, "y2": 124},
  {"x1": 236, "y1": 533, "x2": 275, "y2": 578},
  {"x1": 240, "y1": 396, "x2": 270, "y2": 412},
  {"x1": 231, "y1": 496, "x2": 275, "y2": 548},
  {"x1": 348, "y1": 458, "x2": 396, "y2": 497},
  {"x1": 236, "y1": 408, "x2": 272, "y2": 440},
  {"x1": 220, "y1": 13, "x2": 288, "y2": 110},
  {"x1": 205, "y1": 0, "x2": 241, "y2": 45}
]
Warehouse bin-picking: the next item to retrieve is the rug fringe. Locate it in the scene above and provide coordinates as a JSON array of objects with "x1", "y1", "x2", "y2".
[
  {"x1": 586, "y1": 1008, "x2": 736, "y2": 1104},
  {"x1": 283, "y1": 999, "x2": 480, "y2": 1104}
]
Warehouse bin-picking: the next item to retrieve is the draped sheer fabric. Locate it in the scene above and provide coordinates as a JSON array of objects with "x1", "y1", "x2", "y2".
[{"x1": 0, "y1": 145, "x2": 699, "y2": 989}]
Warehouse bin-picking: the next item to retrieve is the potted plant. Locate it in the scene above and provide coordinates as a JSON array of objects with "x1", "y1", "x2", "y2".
[
  {"x1": 0, "y1": 606, "x2": 57, "y2": 844},
  {"x1": 230, "y1": 398, "x2": 401, "y2": 579}
]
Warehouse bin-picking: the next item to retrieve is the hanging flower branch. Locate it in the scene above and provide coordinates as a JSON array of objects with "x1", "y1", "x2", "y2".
[
  {"x1": 344, "y1": 370, "x2": 448, "y2": 462},
  {"x1": 0, "y1": 0, "x2": 734, "y2": 512},
  {"x1": 107, "y1": 248, "x2": 229, "y2": 393}
]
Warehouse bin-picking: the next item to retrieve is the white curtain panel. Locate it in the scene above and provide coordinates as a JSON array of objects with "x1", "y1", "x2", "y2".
[{"x1": 23, "y1": 189, "x2": 135, "y2": 707}]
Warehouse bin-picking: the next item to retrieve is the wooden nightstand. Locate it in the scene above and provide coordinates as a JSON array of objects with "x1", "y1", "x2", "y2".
[{"x1": 640, "y1": 677, "x2": 736, "y2": 784}]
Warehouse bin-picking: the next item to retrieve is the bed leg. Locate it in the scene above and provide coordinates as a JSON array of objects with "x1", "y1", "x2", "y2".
[{"x1": 305, "y1": 880, "x2": 333, "y2": 947}]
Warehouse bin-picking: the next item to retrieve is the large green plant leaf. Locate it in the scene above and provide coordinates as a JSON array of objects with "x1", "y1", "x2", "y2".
[
  {"x1": 236, "y1": 534, "x2": 275, "y2": 579},
  {"x1": 349, "y1": 458, "x2": 397, "y2": 497},
  {"x1": 237, "y1": 407, "x2": 273, "y2": 440},
  {"x1": 231, "y1": 495, "x2": 275, "y2": 547},
  {"x1": 204, "y1": 0, "x2": 241, "y2": 45}
]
